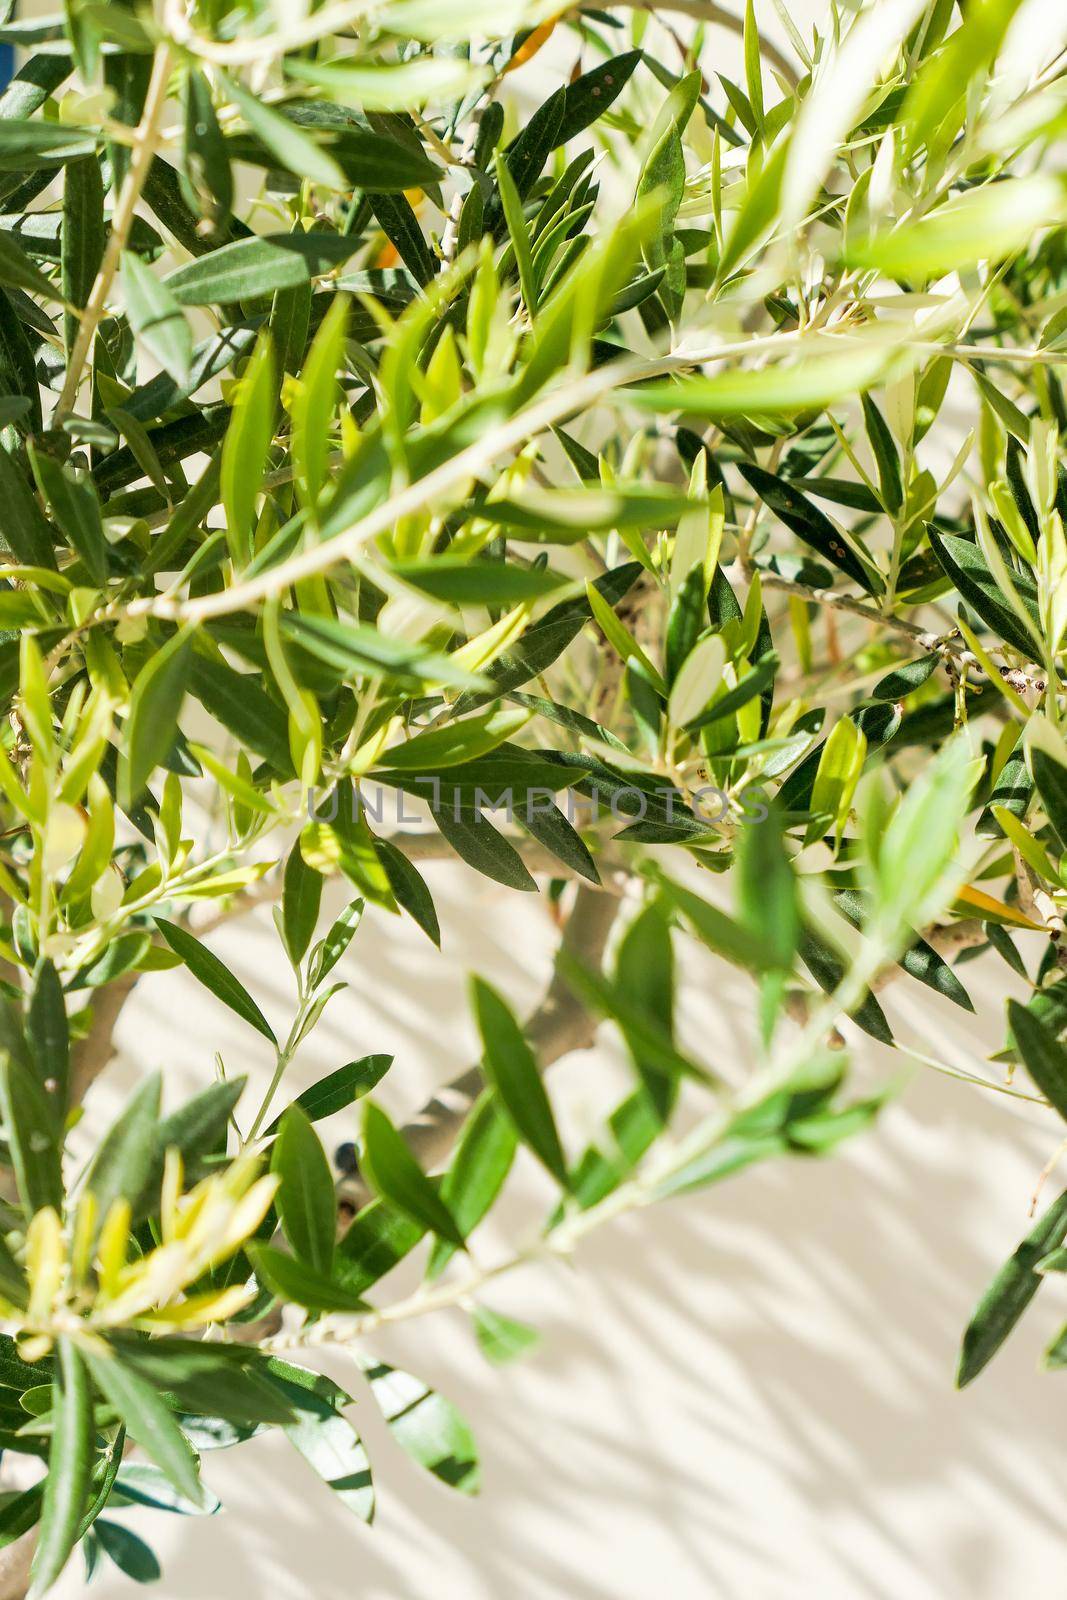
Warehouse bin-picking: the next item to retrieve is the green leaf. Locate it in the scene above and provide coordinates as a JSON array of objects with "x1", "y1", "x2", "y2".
[
  {"x1": 93, "y1": 1521, "x2": 161, "y2": 1584},
  {"x1": 832, "y1": 890, "x2": 974, "y2": 1013},
  {"x1": 84, "y1": 1349, "x2": 206, "y2": 1508},
  {"x1": 247, "y1": 1242, "x2": 368, "y2": 1313},
  {"x1": 335, "y1": 1197, "x2": 424, "y2": 1294},
  {"x1": 272, "y1": 1106, "x2": 336, "y2": 1273},
  {"x1": 292, "y1": 292, "x2": 348, "y2": 507},
  {"x1": 122, "y1": 249, "x2": 191, "y2": 385},
  {"x1": 26, "y1": 958, "x2": 69, "y2": 1116},
  {"x1": 556, "y1": 950, "x2": 709, "y2": 1082},
  {"x1": 847, "y1": 176, "x2": 1066, "y2": 279},
  {"x1": 652, "y1": 871, "x2": 771, "y2": 972},
  {"x1": 635, "y1": 73, "x2": 698, "y2": 317},
  {"x1": 472, "y1": 1305, "x2": 541, "y2": 1366},
  {"x1": 221, "y1": 330, "x2": 275, "y2": 566},
  {"x1": 309, "y1": 899, "x2": 364, "y2": 985},
  {"x1": 367, "y1": 192, "x2": 435, "y2": 285},
  {"x1": 281, "y1": 839, "x2": 322, "y2": 966},
  {"x1": 190, "y1": 653, "x2": 292, "y2": 773},
  {"x1": 378, "y1": 708, "x2": 530, "y2": 773},
  {"x1": 118, "y1": 630, "x2": 193, "y2": 811},
  {"x1": 362, "y1": 1359, "x2": 479, "y2": 1494},
  {"x1": 27, "y1": 446, "x2": 108, "y2": 585},
  {"x1": 499, "y1": 85, "x2": 565, "y2": 205},
  {"x1": 518, "y1": 798, "x2": 600, "y2": 885},
  {"x1": 432, "y1": 808, "x2": 537, "y2": 892},
  {"x1": 0, "y1": 222, "x2": 67, "y2": 307},
  {"x1": 872, "y1": 652, "x2": 940, "y2": 701},
  {"x1": 0, "y1": 290, "x2": 42, "y2": 431},
  {"x1": 427, "y1": 1090, "x2": 517, "y2": 1279},
  {"x1": 282, "y1": 612, "x2": 488, "y2": 692},
  {"x1": 267, "y1": 1056, "x2": 392, "y2": 1135},
  {"x1": 270, "y1": 1368, "x2": 373, "y2": 1523},
  {"x1": 718, "y1": 135, "x2": 788, "y2": 281},
  {"x1": 182, "y1": 67, "x2": 232, "y2": 227},
  {"x1": 1008, "y1": 1001, "x2": 1067, "y2": 1120},
  {"x1": 393, "y1": 558, "x2": 563, "y2": 605},
  {"x1": 743, "y1": 0, "x2": 764, "y2": 125},
  {"x1": 164, "y1": 232, "x2": 357, "y2": 306},
  {"x1": 29, "y1": 1339, "x2": 92, "y2": 1599},
  {"x1": 154, "y1": 1077, "x2": 246, "y2": 1176},
  {"x1": 667, "y1": 633, "x2": 725, "y2": 727},
  {"x1": 109, "y1": 1340, "x2": 296, "y2": 1430},
  {"x1": 685, "y1": 652, "x2": 779, "y2": 733},
  {"x1": 809, "y1": 716, "x2": 868, "y2": 842},
  {"x1": 61, "y1": 154, "x2": 105, "y2": 354},
  {"x1": 459, "y1": 561, "x2": 641, "y2": 703},
  {"x1": 0, "y1": 449, "x2": 57, "y2": 569},
  {"x1": 154, "y1": 919, "x2": 277, "y2": 1044},
  {"x1": 556, "y1": 51, "x2": 642, "y2": 143},
  {"x1": 860, "y1": 394, "x2": 903, "y2": 514},
  {"x1": 739, "y1": 801, "x2": 799, "y2": 972},
  {"x1": 360, "y1": 1101, "x2": 466, "y2": 1249},
  {"x1": 495, "y1": 147, "x2": 537, "y2": 315},
  {"x1": 0, "y1": 1054, "x2": 62, "y2": 1216},
  {"x1": 868, "y1": 733, "x2": 981, "y2": 937},
  {"x1": 286, "y1": 54, "x2": 485, "y2": 111},
  {"x1": 957, "y1": 1187, "x2": 1067, "y2": 1387},
  {"x1": 470, "y1": 976, "x2": 569, "y2": 1188},
  {"x1": 373, "y1": 841, "x2": 441, "y2": 946},
  {"x1": 83, "y1": 1073, "x2": 162, "y2": 1222},
  {"x1": 0, "y1": 1233, "x2": 26, "y2": 1309},
  {"x1": 798, "y1": 926, "x2": 893, "y2": 1044},
  {"x1": 627, "y1": 344, "x2": 895, "y2": 419},
  {"x1": 0, "y1": 120, "x2": 94, "y2": 167},
  {"x1": 222, "y1": 72, "x2": 346, "y2": 190},
  {"x1": 1031, "y1": 747, "x2": 1067, "y2": 856},
  {"x1": 113, "y1": 1462, "x2": 220, "y2": 1517},
  {"x1": 740, "y1": 462, "x2": 882, "y2": 594},
  {"x1": 612, "y1": 899, "x2": 678, "y2": 1115}
]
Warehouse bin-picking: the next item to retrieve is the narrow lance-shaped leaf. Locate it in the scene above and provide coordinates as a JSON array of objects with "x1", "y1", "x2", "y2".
[
  {"x1": 26, "y1": 958, "x2": 69, "y2": 1115},
  {"x1": 957, "y1": 1187, "x2": 1067, "y2": 1388},
  {"x1": 27, "y1": 446, "x2": 108, "y2": 586},
  {"x1": 154, "y1": 919, "x2": 277, "y2": 1045},
  {"x1": 739, "y1": 461, "x2": 883, "y2": 595},
  {"x1": 1008, "y1": 1001, "x2": 1067, "y2": 1121},
  {"x1": 62, "y1": 155, "x2": 104, "y2": 354},
  {"x1": 281, "y1": 839, "x2": 322, "y2": 967},
  {"x1": 123, "y1": 249, "x2": 192, "y2": 384},
  {"x1": 29, "y1": 1338, "x2": 92, "y2": 1598},
  {"x1": 266, "y1": 1360, "x2": 374, "y2": 1524},
  {"x1": 248, "y1": 1242, "x2": 369, "y2": 1314},
  {"x1": 265, "y1": 1056, "x2": 391, "y2": 1135},
  {"x1": 221, "y1": 71, "x2": 346, "y2": 189},
  {"x1": 426, "y1": 1089, "x2": 517, "y2": 1279},
  {"x1": 272, "y1": 1105, "x2": 336, "y2": 1273},
  {"x1": 469, "y1": 976, "x2": 570, "y2": 1189},
  {"x1": 84, "y1": 1348, "x2": 207, "y2": 1507},
  {"x1": 0, "y1": 1054, "x2": 63, "y2": 1215},
  {"x1": 117, "y1": 631, "x2": 193, "y2": 812},
  {"x1": 82, "y1": 1073, "x2": 162, "y2": 1223},
  {"x1": 220, "y1": 330, "x2": 276, "y2": 567},
  {"x1": 360, "y1": 1101, "x2": 466, "y2": 1249},
  {"x1": 361, "y1": 1358, "x2": 480, "y2": 1494}
]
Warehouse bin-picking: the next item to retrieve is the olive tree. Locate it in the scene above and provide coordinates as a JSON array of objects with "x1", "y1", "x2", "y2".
[{"x1": 0, "y1": 0, "x2": 1062, "y2": 1590}]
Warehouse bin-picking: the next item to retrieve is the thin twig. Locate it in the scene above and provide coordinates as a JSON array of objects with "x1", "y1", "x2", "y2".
[{"x1": 758, "y1": 569, "x2": 1049, "y2": 695}]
